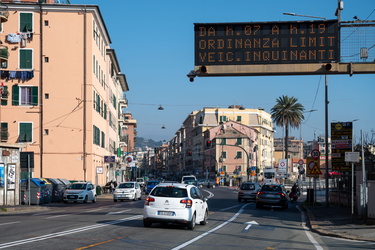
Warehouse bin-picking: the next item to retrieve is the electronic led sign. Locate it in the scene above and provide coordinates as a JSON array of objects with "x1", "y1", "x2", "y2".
[{"x1": 194, "y1": 20, "x2": 339, "y2": 66}]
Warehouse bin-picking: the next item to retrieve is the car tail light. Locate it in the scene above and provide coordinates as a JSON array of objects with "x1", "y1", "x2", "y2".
[
  {"x1": 180, "y1": 199, "x2": 192, "y2": 208},
  {"x1": 277, "y1": 192, "x2": 285, "y2": 197},
  {"x1": 238, "y1": 191, "x2": 244, "y2": 195},
  {"x1": 145, "y1": 197, "x2": 155, "y2": 206},
  {"x1": 257, "y1": 191, "x2": 264, "y2": 195}
]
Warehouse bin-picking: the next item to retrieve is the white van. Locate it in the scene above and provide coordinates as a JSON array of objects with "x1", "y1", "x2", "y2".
[{"x1": 181, "y1": 175, "x2": 197, "y2": 183}]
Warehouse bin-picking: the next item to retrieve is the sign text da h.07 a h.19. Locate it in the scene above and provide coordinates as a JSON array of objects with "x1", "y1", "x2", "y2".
[{"x1": 194, "y1": 20, "x2": 339, "y2": 66}]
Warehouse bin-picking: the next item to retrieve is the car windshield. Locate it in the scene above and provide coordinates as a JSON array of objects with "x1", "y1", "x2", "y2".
[
  {"x1": 69, "y1": 183, "x2": 86, "y2": 189},
  {"x1": 241, "y1": 183, "x2": 255, "y2": 190},
  {"x1": 264, "y1": 172, "x2": 275, "y2": 178},
  {"x1": 118, "y1": 183, "x2": 134, "y2": 188},
  {"x1": 183, "y1": 177, "x2": 195, "y2": 181},
  {"x1": 151, "y1": 187, "x2": 188, "y2": 197},
  {"x1": 261, "y1": 185, "x2": 282, "y2": 191}
]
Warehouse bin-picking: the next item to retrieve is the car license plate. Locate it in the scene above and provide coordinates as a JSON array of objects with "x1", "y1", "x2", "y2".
[
  {"x1": 264, "y1": 194, "x2": 277, "y2": 198},
  {"x1": 68, "y1": 195, "x2": 76, "y2": 199},
  {"x1": 158, "y1": 211, "x2": 175, "y2": 216}
]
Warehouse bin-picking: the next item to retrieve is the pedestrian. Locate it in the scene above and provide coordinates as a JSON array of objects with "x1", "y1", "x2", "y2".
[{"x1": 110, "y1": 181, "x2": 115, "y2": 194}]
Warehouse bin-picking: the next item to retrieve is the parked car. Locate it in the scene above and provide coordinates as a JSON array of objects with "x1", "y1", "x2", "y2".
[
  {"x1": 238, "y1": 182, "x2": 260, "y2": 202},
  {"x1": 143, "y1": 183, "x2": 209, "y2": 230},
  {"x1": 198, "y1": 179, "x2": 216, "y2": 188},
  {"x1": 181, "y1": 175, "x2": 196, "y2": 183},
  {"x1": 145, "y1": 180, "x2": 160, "y2": 194},
  {"x1": 113, "y1": 182, "x2": 142, "y2": 202},
  {"x1": 183, "y1": 180, "x2": 199, "y2": 187},
  {"x1": 63, "y1": 181, "x2": 96, "y2": 203},
  {"x1": 256, "y1": 183, "x2": 289, "y2": 209},
  {"x1": 136, "y1": 178, "x2": 145, "y2": 187}
]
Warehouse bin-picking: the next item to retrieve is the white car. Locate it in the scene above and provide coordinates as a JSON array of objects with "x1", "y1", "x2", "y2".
[
  {"x1": 143, "y1": 183, "x2": 208, "y2": 230},
  {"x1": 113, "y1": 182, "x2": 142, "y2": 202},
  {"x1": 63, "y1": 181, "x2": 96, "y2": 203}
]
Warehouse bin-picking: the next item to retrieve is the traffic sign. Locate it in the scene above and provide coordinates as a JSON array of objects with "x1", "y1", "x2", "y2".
[
  {"x1": 311, "y1": 149, "x2": 320, "y2": 159},
  {"x1": 306, "y1": 157, "x2": 322, "y2": 177}
]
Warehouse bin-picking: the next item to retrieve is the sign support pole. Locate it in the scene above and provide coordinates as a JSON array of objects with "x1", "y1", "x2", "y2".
[{"x1": 325, "y1": 74, "x2": 330, "y2": 207}]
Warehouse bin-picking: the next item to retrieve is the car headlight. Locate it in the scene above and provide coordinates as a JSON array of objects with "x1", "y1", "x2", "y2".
[{"x1": 130, "y1": 190, "x2": 135, "y2": 193}]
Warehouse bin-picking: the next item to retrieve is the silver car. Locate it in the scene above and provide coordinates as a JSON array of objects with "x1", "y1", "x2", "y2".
[
  {"x1": 256, "y1": 183, "x2": 289, "y2": 209},
  {"x1": 238, "y1": 182, "x2": 260, "y2": 202}
]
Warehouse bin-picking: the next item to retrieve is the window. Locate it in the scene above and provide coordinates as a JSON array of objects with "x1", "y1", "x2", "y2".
[
  {"x1": 236, "y1": 138, "x2": 242, "y2": 145},
  {"x1": 20, "y1": 13, "x2": 33, "y2": 32},
  {"x1": 221, "y1": 151, "x2": 227, "y2": 159},
  {"x1": 222, "y1": 165, "x2": 227, "y2": 172},
  {"x1": 1, "y1": 86, "x2": 8, "y2": 105},
  {"x1": 93, "y1": 125, "x2": 100, "y2": 145},
  {"x1": 219, "y1": 116, "x2": 227, "y2": 122},
  {"x1": 19, "y1": 122, "x2": 32, "y2": 142},
  {"x1": 0, "y1": 122, "x2": 8, "y2": 142},
  {"x1": 12, "y1": 85, "x2": 38, "y2": 106},
  {"x1": 221, "y1": 138, "x2": 226, "y2": 145},
  {"x1": 237, "y1": 116, "x2": 241, "y2": 122},
  {"x1": 19, "y1": 49, "x2": 33, "y2": 69},
  {"x1": 236, "y1": 151, "x2": 242, "y2": 159}
]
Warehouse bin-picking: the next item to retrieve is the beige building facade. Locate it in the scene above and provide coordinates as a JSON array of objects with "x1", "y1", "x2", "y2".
[{"x1": 0, "y1": 1, "x2": 129, "y2": 186}]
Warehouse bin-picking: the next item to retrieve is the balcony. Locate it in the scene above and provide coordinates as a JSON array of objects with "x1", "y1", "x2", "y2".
[
  {"x1": 0, "y1": 45, "x2": 9, "y2": 60},
  {"x1": 0, "y1": 5, "x2": 9, "y2": 23}
]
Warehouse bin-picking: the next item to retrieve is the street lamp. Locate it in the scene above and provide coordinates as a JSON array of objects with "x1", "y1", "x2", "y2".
[{"x1": 283, "y1": 12, "x2": 327, "y2": 20}]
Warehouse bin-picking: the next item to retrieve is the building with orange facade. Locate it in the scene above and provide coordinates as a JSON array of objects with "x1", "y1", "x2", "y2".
[{"x1": 0, "y1": 0, "x2": 132, "y2": 187}]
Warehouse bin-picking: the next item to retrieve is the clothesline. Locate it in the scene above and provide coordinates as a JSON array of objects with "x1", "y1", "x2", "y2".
[{"x1": 0, "y1": 70, "x2": 34, "y2": 81}]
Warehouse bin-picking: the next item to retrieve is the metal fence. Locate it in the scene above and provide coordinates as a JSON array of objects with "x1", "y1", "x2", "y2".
[{"x1": 340, "y1": 20, "x2": 375, "y2": 63}]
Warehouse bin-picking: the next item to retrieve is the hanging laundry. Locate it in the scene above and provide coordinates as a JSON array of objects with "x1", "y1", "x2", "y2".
[
  {"x1": 8, "y1": 71, "x2": 16, "y2": 79},
  {"x1": 7, "y1": 33, "x2": 22, "y2": 43},
  {"x1": 0, "y1": 70, "x2": 9, "y2": 79},
  {"x1": 21, "y1": 33, "x2": 28, "y2": 48}
]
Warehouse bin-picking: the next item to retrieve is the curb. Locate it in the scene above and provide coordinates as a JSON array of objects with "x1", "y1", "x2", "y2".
[{"x1": 304, "y1": 205, "x2": 375, "y2": 242}]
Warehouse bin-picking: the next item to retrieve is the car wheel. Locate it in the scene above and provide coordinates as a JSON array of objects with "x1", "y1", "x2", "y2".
[
  {"x1": 133, "y1": 196, "x2": 137, "y2": 201},
  {"x1": 92, "y1": 196, "x2": 96, "y2": 203},
  {"x1": 187, "y1": 213, "x2": 196, "y2": 230},
  {"x1": 200, "y1": 210, "x2": 208, "y2": 225},
  {"x1": 143, "y1": 220, "x2": 152, "y2": 228},
  {"x1": 114, "y1": 199, "x2": 118, "y2": 202},
  {"x1": 63, "y1": 200, "x2": 68, "y2": 203},
  {"x1": 83, "y1": 196, "x2": 88, "y2": 203},
  {"x1": 138, "y1": 195, "x2": 142, "y2": 200},
  {"x1": 256, "y1": 202, "x2": 262, "y2": 209}
]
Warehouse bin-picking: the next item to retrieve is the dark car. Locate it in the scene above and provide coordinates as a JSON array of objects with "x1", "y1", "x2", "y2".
[
  {"x1": 256, "y1": 183, "x2": 289, "y2": 209},
  {"x1": 238, "y1": 182, "x2": 260, "y2": 202},
  {"x1": 145, "y1": 180, "x2": 160, "y2": 194}
]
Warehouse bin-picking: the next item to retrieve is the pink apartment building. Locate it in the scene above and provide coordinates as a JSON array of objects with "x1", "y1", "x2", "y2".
[{"x1": 0, "y1": 0, "x2": 130, "y2": 186}]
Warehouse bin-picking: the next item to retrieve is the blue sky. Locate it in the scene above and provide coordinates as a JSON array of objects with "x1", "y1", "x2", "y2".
[{"x1": 76, "y1": 0, "x2": 375, "y2": 143}]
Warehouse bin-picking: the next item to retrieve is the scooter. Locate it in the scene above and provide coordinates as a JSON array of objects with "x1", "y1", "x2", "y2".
[{"x1": 289, "y1": 191, "x2": 299, "y2": 202}]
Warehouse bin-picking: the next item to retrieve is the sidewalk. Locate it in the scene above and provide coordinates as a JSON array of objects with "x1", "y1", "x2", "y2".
[{"x1": 304, "y1": 202, "x2": 375, "y2": 242}]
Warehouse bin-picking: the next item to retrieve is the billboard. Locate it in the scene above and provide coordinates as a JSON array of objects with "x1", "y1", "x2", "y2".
[
  {"x1": 194, "y1": 20, "x2": 339, "y2": 66},
  {"x1": 331, "y1": 122, "x2": 353, "y2": 171}
]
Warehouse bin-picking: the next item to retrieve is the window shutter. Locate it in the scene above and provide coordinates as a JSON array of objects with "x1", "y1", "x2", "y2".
[
  {"x1": 31, "y1": 86, "x2": 38, "y2": 105},
  {"x1": 12, "y1": 85, "x2": 19, "y2": 106},
  {"x1": 19, "y1": 123, "x2": 32, "y2": 142},
  {"x1": 1, "y1": 122, "x2": 8, "y2": 142},
  {"x1": 20, "y1": 13, "x2": 33, "y2": 32},
  {"x1": 20, "y1": 50, "x2": 32, "y2": 69}
]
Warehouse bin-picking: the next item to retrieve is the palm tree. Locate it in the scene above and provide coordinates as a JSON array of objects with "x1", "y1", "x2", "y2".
[{"x1": 271, "y1": 95, "x2": 305, "y2": 172}]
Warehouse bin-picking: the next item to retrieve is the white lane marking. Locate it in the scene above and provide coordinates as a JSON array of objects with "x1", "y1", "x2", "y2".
[
  {"x1": 107, "y1": 209, "x2": 131, "y2": 215},
  {"x1": 244, "y1": 221, "x2": 259, "y2": 231},
  {"x1": 0, "y1": 221, "x2": 20, "y2": 226},
  {"x1": 45, "y1": 214, "x2": 69, "y2": 219},
  {"x1": 171, "y1": 203, "x2": 249, "y2": 250},
  {"x1": 0, "y1": 215, "x2": 142, "y2": 249},
  {"x1": 202, "y1": 189, "x2": 214, "y2": 199},
  {"x1": 297, "y1": 206, "x2": 323, "y2": 250},
  {"x1": 86, "y1": 208, "x2": 104, "y2": 213}
]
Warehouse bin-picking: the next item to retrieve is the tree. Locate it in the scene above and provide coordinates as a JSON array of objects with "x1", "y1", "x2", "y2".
[{"x1": 271, "y1": 95, "x2": 305, "y2": 172}]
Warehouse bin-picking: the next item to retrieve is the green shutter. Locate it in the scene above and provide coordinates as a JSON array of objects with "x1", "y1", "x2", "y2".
[
  {"x1": 101, "y1": 131, "x2": 105, "y2": 148},
  {"x1": 1, "y1": 86, "x2": 8, "y2": 105},
  {"x1": 19, "y1": 50, "x2": 32, "y2": 69},
  {"x1": 1, "y1": 123, "x2": 8, "y2": 141},
  {"x1": 20, "y1": 13, "x2": 33, "y2": 32},
  {"x1": 12, "y1": 85, "x2": 19, "y2": 106},
  {"x1": 103, "y1": 103, "x2": 107, "y2": 119},
  {"x1": 19, "y1": 122, "x2": 32, "y2": 142},
  {"x1": 31, "y1": 86, "x2": 38, "y2": 106}
]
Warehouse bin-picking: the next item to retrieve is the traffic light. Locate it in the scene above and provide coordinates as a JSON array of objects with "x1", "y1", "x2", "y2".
[
  {"x1": 206, "y1": 140, "x2": 211, "y2": 148},
  {"x1": 323, "y1": 63, "x2": 332, "y2": 71}
]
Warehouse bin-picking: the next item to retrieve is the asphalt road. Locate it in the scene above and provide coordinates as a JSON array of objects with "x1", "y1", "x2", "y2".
[{"x1": 0, "y1": 187, "x2": 374, "y2": 249}]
